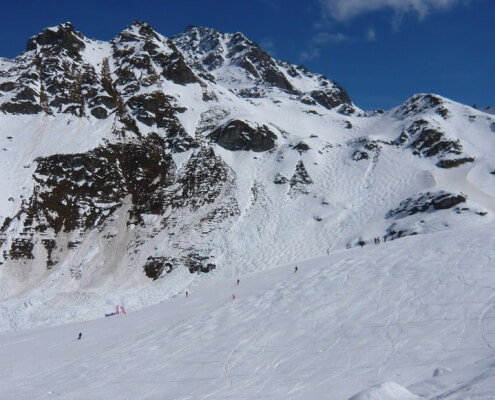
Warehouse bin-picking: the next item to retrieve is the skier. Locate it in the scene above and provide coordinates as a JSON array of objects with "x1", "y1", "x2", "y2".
[
  {"x1": 294, "y1": 266, "x2": 298, "y2": 273},
  {"x1": 77, "y1": 332, "x2": 82, "y2": 340},
  {"x1": 236, "y1": 279, "x2": 240, "y2": 285},
  {"x1": 186, "y1": 290, "x2": 188, "y2": 298},
  {"x1": 232, "y1": 294, "x2": 236, "y2": 300}
]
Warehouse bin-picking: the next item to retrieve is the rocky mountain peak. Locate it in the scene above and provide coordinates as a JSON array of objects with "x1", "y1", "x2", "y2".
[
  {"x1": 173, "y1": 26, "x2": 223, "y2": 69},
  {"x1": 111, "y1": 21, "x2": 199, "y2": 91},
  {"x1": 25, "y1": 22, "x2": 85, "y2": 57},
  {"x1": 225, "y1": 31, "x2": 257, "y2": 53},
  {"x1": 174, "y1": 26, "x2": 296, "y2": 94},
  {"x1": 0, "y1": 22, "x2": 97, "y2": 116},
  {"x1": 183, "y1": 25, "x2": 221, "y2": 38},
  {"x1": 174, "y1": 26, "x2": 355, "y2": 109},
  {"x1": 115, "y1": 20, "x2": 161, "y2": 43},
  {"x1": 394, "y1": 93, "x2": 451, "y2": 120}
]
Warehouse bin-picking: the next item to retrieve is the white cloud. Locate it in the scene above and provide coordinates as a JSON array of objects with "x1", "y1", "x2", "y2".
[
  {"x1": 313, "y1": 31, "x2": 350, "y2": 44},
  {"x1": 366, "y1": 28, "x2": 377, "y2": 41},
  {"x1": 299, "y1": 31, "x2": 351, "y2": 62},
  {"x1": 320, "y1": 0, "x2": 464, "y2": 21},
  {"x1": 300, "y1": 47, "x2": 321, "y2": 62},
  {"x1": 260, "y1": 38, "x2": 275, "y2": 55}
]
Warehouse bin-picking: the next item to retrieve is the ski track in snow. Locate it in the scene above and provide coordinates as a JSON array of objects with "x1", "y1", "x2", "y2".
[{"x1": 1, "y1": 223, "x2": 495, "y2": 399}]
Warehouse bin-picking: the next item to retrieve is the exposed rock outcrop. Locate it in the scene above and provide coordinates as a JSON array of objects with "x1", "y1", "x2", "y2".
[
  {"x1": 394, "y1": 119, "x2": 474, "y2": 168},
  {"x1": 0, "y1": 137, "x2": 240, "y2": 275},
  {"x1": 394, "y1": 94, "x2": 451, "y2": 120},
  {"x1": 289, "y1": 161, "x2": 313, "y2": 195},
  {"x1": 208, "y1": 120, "x2": 277, "y2": 152},
  {"x1": 387, "y1": 191, "x2": 467, "y2": 219}
]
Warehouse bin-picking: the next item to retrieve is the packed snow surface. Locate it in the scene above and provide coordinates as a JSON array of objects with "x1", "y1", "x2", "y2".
[{"x1": 1, "y1": 222, "x2": 495, "y2": 399}]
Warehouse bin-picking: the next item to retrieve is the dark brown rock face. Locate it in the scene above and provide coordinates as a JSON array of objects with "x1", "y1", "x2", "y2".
[
  {"x1": 144, "y1": 256, "x2": 175, "y2": 280},
  {"x1": 23, "y1": 133, "x2": 176, "y2": 234},
  {"x1": 387, "y1": 191, "x2": 467, "y2": 219},
  {"x1": 0, "y1": 137, "x2": 238, "y2": 277},
  {"x1": 436, "y1": 157, "x2": 475, "y2": 169},
  {"x1": 112, "y1": 22, "x2": 198, "y2": 93},
  {"x1": 161, "y1": 40, "x2": 199, "y2": 85},
  {"x1": 173, "y1": 147, "x2": 233, "y2": 210},
  {"x1": 395, "y1": 94, "x2": 450, "y2": 120},
  {"x1": 26, "y1": 22, "x2": 86, "y2": 57},
  {"x1": 407, "y1": 120, "x2": 462, "y2": 158},
  {"x1": 1, "y1": 23, "x2": 107, "y2": 117},
  {"x1": 289, "y1": 161, "x2": 313, "y2": 195},
  {"x1": 350, "y1": 138, "x2": 383, "y2": 162},
  {"x1": 309, "y1": 88, "x2": 352, "y2": 110},
  {"x1": 395, "y1": 119, "x2": 474, "y2": 168},
  {"x1": 209, "y1": 120, "x2": 277, "y2": 152},
  {"x1": 236, "y1": 45, "x2": 295, "y2": 92}
]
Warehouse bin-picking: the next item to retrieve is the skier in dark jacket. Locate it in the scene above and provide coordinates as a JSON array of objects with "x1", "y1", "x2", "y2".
[{"x1": 77, "y1": 332, "x2": 82, "y2": 340}]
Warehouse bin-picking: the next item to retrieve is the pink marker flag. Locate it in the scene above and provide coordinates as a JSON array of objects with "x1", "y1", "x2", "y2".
[
  {"x1": 120, "y1": 305, "x2": 127, "y2": 314},
  {"x1": 115, "y1": 305, "x2": 120, "y2": 315}
]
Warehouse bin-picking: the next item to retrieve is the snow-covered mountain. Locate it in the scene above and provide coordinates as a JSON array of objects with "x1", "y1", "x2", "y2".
[{"x1": 0, "y1": 21, "x2": 494, "y2": 332}]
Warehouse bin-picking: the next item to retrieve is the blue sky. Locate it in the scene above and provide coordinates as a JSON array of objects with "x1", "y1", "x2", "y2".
[{"x1": 0, "y1": 0, "x2": 493, "y2": 110}]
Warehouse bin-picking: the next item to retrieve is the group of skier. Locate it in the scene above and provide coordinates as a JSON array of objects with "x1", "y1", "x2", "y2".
[
  {"x1": 78, "y1": 266, "x2": 301, "y2": 340},
  {"x1": 373, "y1": 236, "x2": 382, "y2": 244},
  {"x1": 183, "y1": 266, "x2": 299, "y2": 302},
  {"x1": 361, "y1": 235, "x2": 389, "y2": 246}
]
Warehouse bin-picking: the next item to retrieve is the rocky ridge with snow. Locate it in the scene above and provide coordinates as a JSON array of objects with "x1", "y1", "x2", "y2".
[{"x1": 0, "y1": 22, "x2": 494, "y2": 329}]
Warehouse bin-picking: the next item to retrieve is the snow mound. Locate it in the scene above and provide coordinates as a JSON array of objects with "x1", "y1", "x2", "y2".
[{"x1": 349, "y1": 382, "x2": 420, "y2": 400}]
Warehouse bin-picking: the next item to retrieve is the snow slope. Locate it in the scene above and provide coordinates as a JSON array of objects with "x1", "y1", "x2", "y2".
[
  {"x1": 0, "y1": 28, "x2": 494, "y2": 400},
  {"x1": 1, "y1": 96, "x2": 493, "y2": 331},
  {"x1": 0, "y1": 23, "x2": 494, "y2": 333},
  {"x1": 1, "y1": 221, "x2": 495, "y2": 399}
]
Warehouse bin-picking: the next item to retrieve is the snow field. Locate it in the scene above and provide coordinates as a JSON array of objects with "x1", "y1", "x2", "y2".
[
  {"x1": 2, "y1": 94, "x2": 493, "y2": 330},
  {"x1": 1, "y1": 222, "x2": 495, "y2": 399}
]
